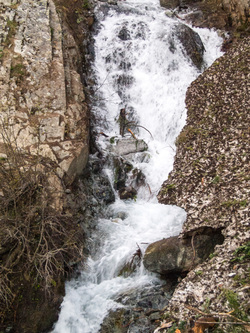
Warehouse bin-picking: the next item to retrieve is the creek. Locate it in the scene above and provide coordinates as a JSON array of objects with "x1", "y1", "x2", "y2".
[{"x1": 52, "y1": 0, "x2": 223, "y2": 332}]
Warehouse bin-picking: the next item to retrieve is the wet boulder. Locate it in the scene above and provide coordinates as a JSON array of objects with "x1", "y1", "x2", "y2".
[
  {"x1": 119, "y1": 186, "x2": 137, "y2": 200},
  {"x1": 143, "y1": 228, "x2": 224, "y2": 275},
  {"x1": 118, "y1": 26, "x2": 131, "y2": 40},
  {"x1": 100, "y1": 284, "x2": 173, "y2": 333},
  {"x1": 131, "y1": 168, "x2": 146, "y2": 188},
  {"x1": 111, "y1": 138, "x2": 148, "y2": 156},
  {"x1": 113, "y1": 157, "x2": 146, "y2": 194},
  {"x1": 113, "y1": 157, "x2": 133, "y2": 190},
  {"x1": 117, "y1": 74, "x2": 134, "y2": 87},
  {"x1": 99, "y1": 308, "x2": 128, "y2": 333},
  {"x1": 99, "y1": 0, "x2": 117, "y2": 4},
  {"x1": 174, "y1": 23, "x2": 205, "y2": 69},
  {"x1": 94, "y1": 175, "x2": 115, "y2": 204},
  {"x1": 160, "y1": 0, "x2": 202, "y2": 10},
  {"x1": 160, "y1": 0, "x2": 180, "y2": 9}
]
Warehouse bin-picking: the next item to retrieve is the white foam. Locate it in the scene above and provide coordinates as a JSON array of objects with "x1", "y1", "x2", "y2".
[{"x1": 52, "y1": 2, "x2": 223, "y2": 332}]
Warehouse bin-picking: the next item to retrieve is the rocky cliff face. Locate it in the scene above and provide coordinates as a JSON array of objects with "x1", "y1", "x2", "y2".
[
  {"x1": 156, "y1": 35, "x2": 249, "y2": 332},
  {"x1": 0, "y1": 0, "x2": 93, "y2": 331},
  {"x1": 0, "y1": 0, "x2": 90, "y2": 209}
]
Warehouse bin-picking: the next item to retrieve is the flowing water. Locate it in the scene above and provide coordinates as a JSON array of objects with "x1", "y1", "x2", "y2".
[{"x1": 52, "y1": 1, "x2": 223, "y2": 332}]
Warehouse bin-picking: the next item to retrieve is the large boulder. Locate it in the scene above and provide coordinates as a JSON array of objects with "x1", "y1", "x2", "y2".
[
  {"x1": 119, "y1": 185, "x2": 137, "y2": 200},
  {"x1": 160, "y1": 0, "x2": 202, "y2": 8},
  {"x1": 113, "y1": 157, "x2": 133, "y2": 190},
  {"x1": 167, "y1": 0, "x2": 250, "y2": 30},
  {"x1": 143, "y1": 228, "x2": 224, "y2": 275},
  {"x1": 160, "y1": 0, "x2": 180, "y2": 9},
  {"x1": 111, "y1": 138, "x2": 148, "y2": 156},
  {"x1": 113, "y1": 157, "x2": 146, "y2": 199},
  {"x1": 99, "y1": 284, "x2": 174, "y2": 333},
  {"x1": 173, "y1": 23, "x2": 205, "y2": 69}
]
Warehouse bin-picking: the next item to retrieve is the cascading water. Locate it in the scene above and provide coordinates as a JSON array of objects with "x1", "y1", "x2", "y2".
[{"x1": 52, "y1": 1, "x2": 223, "y2": 332}]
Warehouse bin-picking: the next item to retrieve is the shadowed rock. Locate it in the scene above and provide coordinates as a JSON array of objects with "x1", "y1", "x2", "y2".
[
  {"x1": 160, "y1": 0, "x2": 180, "y2": 9},
  {"x1": 118, "y1": 26, "x2": 131, "y2": 40},
  {"x1": 143, "y1": 228, "x2": 224, "y2": 275},
  {"x1": 174, "y1": 23, "x2": 205, "y2": 69},
  {"x1": 119, "y1": 186, "x2": 137, "y2": 200}
]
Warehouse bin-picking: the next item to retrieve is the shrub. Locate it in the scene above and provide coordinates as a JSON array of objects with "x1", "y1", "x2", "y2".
[{"x1": 0, "y1": 123, "x2": 84, "y2": 311}]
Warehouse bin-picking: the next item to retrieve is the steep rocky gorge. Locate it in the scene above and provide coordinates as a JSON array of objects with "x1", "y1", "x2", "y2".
[{"x1": 0, "y1": 0, "x2": 249, "y2": 332}]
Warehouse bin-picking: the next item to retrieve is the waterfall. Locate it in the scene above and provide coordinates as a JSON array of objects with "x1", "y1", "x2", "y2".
[{"x1": 52, "y1": 1, "x2": 223, "y2": 332}]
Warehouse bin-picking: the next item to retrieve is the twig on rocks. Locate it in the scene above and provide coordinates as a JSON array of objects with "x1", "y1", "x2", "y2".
[{"x1": 185, "y1": 304, "x2": 250, "y2": 325}]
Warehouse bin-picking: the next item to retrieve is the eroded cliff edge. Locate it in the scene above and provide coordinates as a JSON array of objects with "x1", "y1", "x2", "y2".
[{"x1": 156, "y1": 34, "x2": 249, "y2": 332}]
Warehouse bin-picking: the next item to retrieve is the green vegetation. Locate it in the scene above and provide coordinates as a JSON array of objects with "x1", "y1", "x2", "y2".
[
  {"x1": 212, "y1": 175, "x2": 220, "y2": 184},
  {"x1": 222, "y1": 289, "x2": 248, "y2": 322},
  {"x1": 231, "y1": 242, "x2": 250, "y2": 263},
  {"x1": 233, "y1": 273, "x2": 250, "y2": 287},
  {"x1": 175, "y1": 126, "x2": 208, "y2": 146},
  {"x1": 159, "y1": 183, "x2": 176, "y2": 197},
  {"x1": 7, "y1": 19, "x2": 17, "y2": 34},
  {"x1": 82, "y1": 0, "x2": 90, "y2": 9},
  {"x1": 10, "y1": 63, "x2": 26, "y2": 78},
  {"x1": 5, "y1": 19, "x2": 18, "y2": 46},
  {"x1": 225, "y1": 290, "x2": 241, "y2": 315},
  {"x1": 9, "y1": 55, "x2": 27, "y2": 82},
  {"x1": 175, "y1": 127, "x2": 195, "y2": 145},
  {"x1": 221, "y1": 199, "x2": 247, "y2": 208},
  {"x1": 75, "y1": 0, "x2": 91, "y2": 24},
  {"x1": 166, "y1": 184, "x2": 176, "y2": 190},
  {"x1": 76, "y1": 16, "x2": 83, "y2": 24},
  {"x1": 110, "y1": 136, "x2": 115, "y2": 144},
  {"x1": 202, "y1": 297, "x2": 211, "y2": 313},
  {"x1": 167, "y1": 321, "x2": 187, "y2": 333}
]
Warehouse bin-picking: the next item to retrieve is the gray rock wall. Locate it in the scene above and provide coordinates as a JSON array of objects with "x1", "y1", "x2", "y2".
[
  {"x1": 0, "y1": 0, "x2": 89, "y2": 208},
  {"x1": 0, "y1": 1, "x2": 92, "y2": 331}
]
